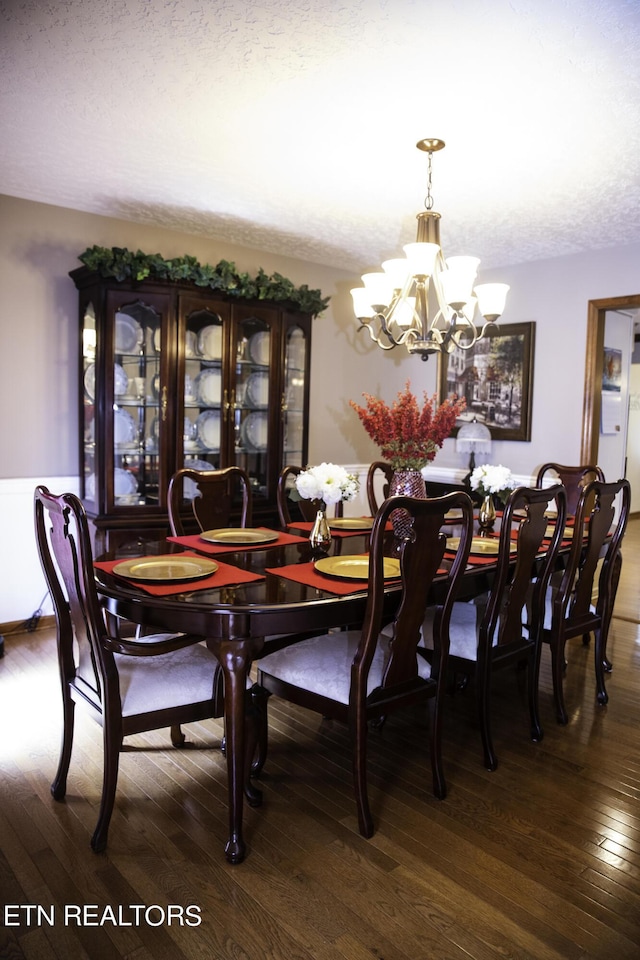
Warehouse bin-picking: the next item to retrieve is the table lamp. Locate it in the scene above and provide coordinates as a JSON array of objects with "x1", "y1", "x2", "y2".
[{"x1": 456, "y1": 417, "x2": 492, "y2": 485}]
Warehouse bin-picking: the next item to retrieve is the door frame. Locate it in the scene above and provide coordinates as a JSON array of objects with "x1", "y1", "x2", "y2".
[{"x1": 581, "y1": 293, "x2": 640, "y2": 466}]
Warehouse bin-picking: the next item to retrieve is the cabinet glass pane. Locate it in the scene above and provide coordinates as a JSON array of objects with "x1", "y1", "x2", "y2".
[
  {"x1": 82, "y1": 303, "x2": 97, "y2": 504},
  {"x1": 112, "y1": 301, "x2": 162, "y2": 506},
  {"x1": 184, "y1": 308, "x2": 224, "y2": 474},
  {"x1": 283, "y1": 325, "x2": 307, "y2": 466},
  {"x1": 235, "y1": 317, "x2": 272, "y2": 501}
]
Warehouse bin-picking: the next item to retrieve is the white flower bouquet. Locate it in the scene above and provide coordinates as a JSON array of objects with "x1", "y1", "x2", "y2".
[
  {"x1": 292, "y1": 462, "x2": 359, "y2": 510},
  {"x1": 470, "y1": 463, "x2": 516, "y2": 505}
]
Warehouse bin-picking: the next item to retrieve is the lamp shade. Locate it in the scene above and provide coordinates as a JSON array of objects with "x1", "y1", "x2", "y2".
[
  {"x1": 361, "y1": 272, "x2": 394, "y2": 308},
  {"x1": 382, "y1": 258, "x2": 412, "y2": 289},
  {"x1": 456, "y1": 417, "x2": 492, "y2": 454},
  {"x1": 351, "y1": 287, "x2": 376, "y2": 319},
  {"x1": 392, "y1": 296, "x2": 416, "y2": 328},
  {"x1": 402, "y1": 241, "x2": 440, "y2": 277},
  {"x1": 442, "y1": 256, "x2": 480, "y2": 307},
  {"x1": 474, "y1": 283, "x2": 510, "y2": 320}
]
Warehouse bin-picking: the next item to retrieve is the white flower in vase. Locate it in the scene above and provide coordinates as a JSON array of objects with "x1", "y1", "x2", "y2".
[
  {"x1": 292, "y1": 462, "x2": 359, "y2": 510},
  {"x1": 470, "y1": 463, "x2": 516, "y2": 505}
]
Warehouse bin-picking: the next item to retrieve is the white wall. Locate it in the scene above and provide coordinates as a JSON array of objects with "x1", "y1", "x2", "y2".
[{"x1": 0, "y1": 476, "x2": 78, "y2": 623}]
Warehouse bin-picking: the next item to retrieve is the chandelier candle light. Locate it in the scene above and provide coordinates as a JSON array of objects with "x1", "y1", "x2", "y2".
[{"x1": 351, "y1": 139, "x2": 510, "y2": 361}]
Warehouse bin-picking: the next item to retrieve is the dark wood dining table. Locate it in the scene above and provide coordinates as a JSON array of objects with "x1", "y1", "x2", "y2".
[{"x1": 93, "y1": 514, "x2": 555, "y2": 863}]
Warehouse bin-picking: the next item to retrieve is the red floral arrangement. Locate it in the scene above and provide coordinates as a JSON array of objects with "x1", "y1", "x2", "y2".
[{"x1": 350, "y1": 382, "x2": 465, "y2": 470}]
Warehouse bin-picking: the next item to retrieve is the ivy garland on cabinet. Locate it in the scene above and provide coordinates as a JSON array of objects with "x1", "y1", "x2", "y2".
[{"x1": 78, "y1": 246, "x2": 330, "y2": 317}]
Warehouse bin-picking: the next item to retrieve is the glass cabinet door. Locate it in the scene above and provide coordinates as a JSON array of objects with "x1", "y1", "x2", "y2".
[
  {"x1": 232, "y1": 310, "x2": 276, "y2": 508},
  {"x1": 181, "y1": 303, "x2": 227, "y2": 474},
  {"x1": 81, "y1": 302, "x2": 97, "y2": 507},
  {"x1": 282, "y1": 323, "x2": 308, "y2": 467},
  {"x1": 106, "y1": 293, "x2": 169, "y2": 510}
]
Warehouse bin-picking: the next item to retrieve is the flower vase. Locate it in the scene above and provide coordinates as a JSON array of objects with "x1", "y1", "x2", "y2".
[
  {"x1": 309, "y1": 508, "x2": 332, "y2": 551},
  {"x1": 389, "y1": 469, "x2": 427, "y2": 538},
  {"x1": 478, "y1": 494, "x2": 496, "y2": 533}
]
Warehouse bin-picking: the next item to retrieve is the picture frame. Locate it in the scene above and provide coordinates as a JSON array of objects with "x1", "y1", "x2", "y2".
[
  {"x1": 437, "y1": 321, "x2": 536, "y2": 442},
  {"x1": 602, "y1": 347, "x2": 622, "y2": 392}
]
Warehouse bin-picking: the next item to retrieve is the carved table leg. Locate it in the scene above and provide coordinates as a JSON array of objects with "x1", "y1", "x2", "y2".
[{"x1": 207, "y1": 635, "x2": 259, "y2": 865}]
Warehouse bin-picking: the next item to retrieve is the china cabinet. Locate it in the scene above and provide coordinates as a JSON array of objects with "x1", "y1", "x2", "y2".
[{"x1": 71, "y1": 268, "x2": 312, "y2": 551}]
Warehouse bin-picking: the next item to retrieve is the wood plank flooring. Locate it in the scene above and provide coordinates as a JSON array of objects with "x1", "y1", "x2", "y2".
[{"x1": 1, "y1": 520, "x2": 639, "y2": 959}]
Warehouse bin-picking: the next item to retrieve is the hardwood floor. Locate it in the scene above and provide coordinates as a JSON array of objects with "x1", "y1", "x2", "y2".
[{"x1": 1, "y1": 520, "x2": 639, "y2": 959}]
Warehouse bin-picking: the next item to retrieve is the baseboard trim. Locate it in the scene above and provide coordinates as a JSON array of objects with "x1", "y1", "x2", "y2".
[{"x1": 0, "y1": 614, "x2": 56, "y2": 637}]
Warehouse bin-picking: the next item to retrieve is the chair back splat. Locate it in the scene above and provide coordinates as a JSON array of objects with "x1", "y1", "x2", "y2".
[
  {"x1": 366, "y1": 461, "x2": 394, "y2": 516},
  {"x1": 535, "y1": 462, "x2": 604, "y2": 516},
  {"x1": 168, "y1": 465, "x2": 252, "y2": 536},
  {"x1": 34, "y1": 485, "x2": 223, "y2": 853},
  {"x1": 542, "y1": 477, "x2": 631, "y2": 723},
  {"x1": 256, "y1": 491, "x2": 474, "y2": 839}
]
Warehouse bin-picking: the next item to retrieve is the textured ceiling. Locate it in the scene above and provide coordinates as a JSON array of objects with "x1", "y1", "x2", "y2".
[{"x1": 2, "y1": 0, "x2": 640, "y2": 277}]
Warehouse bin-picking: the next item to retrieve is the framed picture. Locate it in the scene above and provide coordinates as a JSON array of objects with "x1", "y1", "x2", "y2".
[
  {"x1": 602, "y1": 347, "x2": 622, "y2": 392},
  {"x1": 437, "y1": 322, "x2": 536, "y2": 442}
]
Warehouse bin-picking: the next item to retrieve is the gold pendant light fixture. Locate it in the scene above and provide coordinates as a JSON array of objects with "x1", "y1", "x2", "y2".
[{"x1": 351, "y1": 139, "x2": 510, "y2": 361}]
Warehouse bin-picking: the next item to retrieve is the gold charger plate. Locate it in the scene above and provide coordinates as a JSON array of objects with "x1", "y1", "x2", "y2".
[
  {"x1": 545, "y1": 525, "x2": 574, "y2": 538},
  {"x1": 112, "y1": 556, "x2": 218, "y2": 582},
  {"x1": 443, "y1": 509, "x2": 464, "y2": 522},
  {"x1": 328, "y1": 517, "x2": 374, "y2": 531},
  {"x1": 447, "y1": 536, "x2": 501, "y2": 555},
  {"x1": 200, "y1": 528, "x2": 279, "y2": 545},
  {"x1": 314, "y1": 555, "x2": 401, "y2": 581}
]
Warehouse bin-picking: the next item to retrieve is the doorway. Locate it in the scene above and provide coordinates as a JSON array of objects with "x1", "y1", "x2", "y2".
[{"x1": 581, "y1": 294, "x2": 640, "y2": 512}]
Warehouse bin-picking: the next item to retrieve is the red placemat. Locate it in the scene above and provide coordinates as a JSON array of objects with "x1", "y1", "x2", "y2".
[
  {"x1": 450, "y1": 552, "x2": 498, "y2": 566},
  {"x1": 94, "y1": 552, "x2": 265, "y2": 596},
  {"x1": 266, "y1": 560, "x2": 373, "y2": 595},
  {"x1": 168, "y1": 528, "x2": 307, "y2": 555},
  {"x1": 445, "y1": 543, "x2": 503, "y2": 565}
]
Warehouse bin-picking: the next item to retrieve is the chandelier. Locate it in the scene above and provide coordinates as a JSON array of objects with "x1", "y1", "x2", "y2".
[{"x1": 351, "y1": 139, "x2": 510, "y2": 361}]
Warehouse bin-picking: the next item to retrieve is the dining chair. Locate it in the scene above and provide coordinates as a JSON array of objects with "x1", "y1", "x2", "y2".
[
  {"x1": 253, "y1": 491, "x2": 474, "y2": 838},
  {"x1": 34, "y1": 485, "x2": 227, "y2": 853},
  {"x1": 535, "y1": 462, "x2": 604, "y2": 515},
  {"x1": 366, "y1": 460, "x2": 394, "y2": 515},
  {"x1": 538, "y1": 477, "x2": 631, "y2": 724},
  {"x1": 421, "y1": 483, "x2": 568, "y2": 772},
  {"x1": 171, "y1": 466, "x2": 319, "y2": 730},
  {"x1": 276, "y1": 465, "x2": 343, "y2": 527},
  {"x1": 168, "y1": 465, "x2": 252, "y2": 536}
]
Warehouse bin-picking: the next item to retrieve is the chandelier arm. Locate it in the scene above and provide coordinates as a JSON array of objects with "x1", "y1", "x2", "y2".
[
  {"x1": 357, "y1": 319, "x2": 399, "y2": 350},
  {"x1": 395, "y1": 326, "x2": 422, "y2": 346},
  {"x1": 377, "y1": 309, "x2": 404, "y2": 346},
  {"x1": 430, "y1": 249, "x2": 450, "y2": 325},
  {"x1": 446, "y1": 312, "x2": 483, "y2": 351},
  {"x1": 380, "y1": 314, "x2": 421, "y2": 348},
  {"x1": 474, "y1": 320, "x2": 500, "y2": 342}
]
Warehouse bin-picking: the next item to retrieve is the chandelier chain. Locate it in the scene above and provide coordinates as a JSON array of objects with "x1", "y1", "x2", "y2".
[{"x1": 424, "y1": 149, "x2": 434, "y2": 211}]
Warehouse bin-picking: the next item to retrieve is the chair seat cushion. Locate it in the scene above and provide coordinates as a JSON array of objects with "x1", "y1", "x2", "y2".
[
  {"x1": 421, "y1": 599, "x2": 486, "y2": 662},
  {"x1": 258, "y1": 630, "x2": 432, "y2": 705},
  {"x1": 115, "y1": 640, "x2": 219, "y2": 717},
  {"x1": 525, "y1": 571, "x2": 596, "y2": 632}
]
